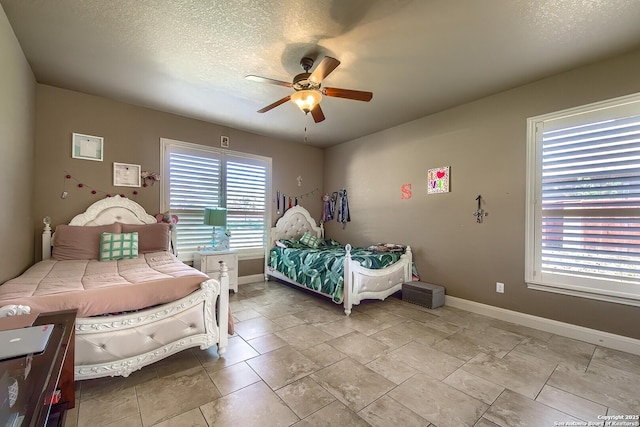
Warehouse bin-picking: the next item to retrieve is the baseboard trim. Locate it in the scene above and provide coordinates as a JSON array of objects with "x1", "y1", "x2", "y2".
[
  {"x1": 238, "y1": 274, "x2": 265, "y2": 286},
  {"x1": 445, "y1": 295, "x2": 640, "y2": 356}
]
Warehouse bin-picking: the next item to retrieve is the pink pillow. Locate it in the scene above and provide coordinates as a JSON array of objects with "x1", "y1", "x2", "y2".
[
  {"x1": 120, "y1": 223, "x2": 170, "y2": 253},
  {"x1": 52, "y1": 223, "x2": 122, "y2": 260}
]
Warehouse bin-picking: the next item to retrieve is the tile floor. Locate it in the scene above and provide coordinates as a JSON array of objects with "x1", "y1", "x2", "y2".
[{"x1": 64, "y1": 281, "x2": 640, "y2": 427}]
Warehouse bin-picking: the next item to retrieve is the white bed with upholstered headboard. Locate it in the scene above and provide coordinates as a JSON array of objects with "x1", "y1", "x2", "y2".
[
  {"x1": 265, "y1": 205, "x2": 412, "y2": 315},
  {"x1": 0, "y1": 196, "x2": 229, "y2": 380}
]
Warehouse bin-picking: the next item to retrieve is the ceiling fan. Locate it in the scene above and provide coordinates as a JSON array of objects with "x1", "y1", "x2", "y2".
[{"x1": 246, "y1": 56, "x2": 373, "y2": 123}]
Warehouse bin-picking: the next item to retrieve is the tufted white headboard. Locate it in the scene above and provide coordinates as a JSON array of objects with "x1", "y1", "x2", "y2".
[
  {"x1": 42, "y1": 196, "x2": 167, "y2": 260},
  {"x1": 266, "y1": 206, "x2": 324, "y2": 253}
]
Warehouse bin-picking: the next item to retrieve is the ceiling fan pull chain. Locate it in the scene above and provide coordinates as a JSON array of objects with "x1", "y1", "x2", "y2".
[{"x1": 303, "y1": 112, "x2": 311, "y2": 144}]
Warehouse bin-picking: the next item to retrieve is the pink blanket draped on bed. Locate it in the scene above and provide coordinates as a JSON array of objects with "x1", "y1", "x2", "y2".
[{"x1": 0, "y1": 252, "x2": 210, "y2": 317}]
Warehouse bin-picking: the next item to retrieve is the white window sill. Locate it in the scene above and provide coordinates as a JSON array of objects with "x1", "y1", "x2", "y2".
[
  {"x1": 181, "y1": 249, "x2": 264, "y2": 264},
  {"x1": 527, "y1": 282, "x2": 640, "y2": 308}
]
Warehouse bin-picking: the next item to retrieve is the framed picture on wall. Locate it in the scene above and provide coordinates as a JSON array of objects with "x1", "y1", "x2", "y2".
[
  {"x1": 428, "y1": 166, "x2": 450, "y2": 194},
  {"x1": 72, "y1": 133, "x2": 103, "y2": 161},
  {"x1": 113, "y1": 162, "x2": 141, "y2": 187}
]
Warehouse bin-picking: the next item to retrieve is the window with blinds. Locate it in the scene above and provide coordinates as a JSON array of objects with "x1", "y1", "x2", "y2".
[
  {"x1": 525, "y1": 93, "x2": 640, "y2": 306},
  {"x1": 226, "y1": 157, "x2": 267, "y2": 251},
  {"x1": 160, "y1": 138, "x2": 271, "y2": 261}
]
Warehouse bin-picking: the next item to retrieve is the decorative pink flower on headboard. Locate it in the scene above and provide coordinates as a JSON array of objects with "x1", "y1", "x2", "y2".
[{"x1": 156, "y1": 213, "x2": 179, "y2": 225}]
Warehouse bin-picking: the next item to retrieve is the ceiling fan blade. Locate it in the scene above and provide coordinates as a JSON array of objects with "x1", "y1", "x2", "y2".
[
  {"x1": 246, "y1": 75, "x2": 292, "y2": 88},
  {"x1": 324, "y1": 87, "x2": 373, "y2": 102},
  {"x1": 309, "y1": 57, "x2": 340, "y2": 83},
  {"x1": 257, "y1": 96, "x2": 291, "y2": 113},
  {"x1": 311, "y1": 104, "x2": 325, "y2": 123}
]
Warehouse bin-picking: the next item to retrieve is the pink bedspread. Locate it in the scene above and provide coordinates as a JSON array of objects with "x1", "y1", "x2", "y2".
[{"x1": 0, "y1": 252, "x2": 210, "y2": 317}]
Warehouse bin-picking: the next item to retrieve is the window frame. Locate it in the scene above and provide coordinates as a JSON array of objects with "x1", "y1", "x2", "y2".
[
  {"x1": 160, "y1": 138, "x2": 271, "y2": 262},
  {"x1": 525, "y1": 92, "x2": 640, "y2": 307}
]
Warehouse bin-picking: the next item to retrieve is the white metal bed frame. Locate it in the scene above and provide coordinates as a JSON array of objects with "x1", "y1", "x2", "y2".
[
  {"x1": 0, "y1": 196, "x2": 229, "y2": 380},
  {"x1": 264, "y1": 206, "x2": 412, "y2": 315}
]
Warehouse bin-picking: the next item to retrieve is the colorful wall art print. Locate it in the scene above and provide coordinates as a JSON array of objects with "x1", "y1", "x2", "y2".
[{"x1": 428, "y1": 166, "x2": 450, "y2": 194}]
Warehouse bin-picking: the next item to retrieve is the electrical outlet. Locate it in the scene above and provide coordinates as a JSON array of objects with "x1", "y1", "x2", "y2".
[
  {"x1": 496, "y1": 282, "x2": 505, "y2": 293},
  {"x1": 220, "y1": 135, "x2": 230, "y2": 148}
]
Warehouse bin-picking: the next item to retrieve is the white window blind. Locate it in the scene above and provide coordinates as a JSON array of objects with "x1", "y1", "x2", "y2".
[
  {"x1": 161, "y1": 138, "x2": 271, "y2": 261},
  {"x1": 168, "y1": 151, "x2": 222, "y2": 255},
  {"x1": 525, "y1": 93, "x2": 640, "y2": 306},
  {"x1": 226, "y1": 157, "x2": 267, "y2": 251}
]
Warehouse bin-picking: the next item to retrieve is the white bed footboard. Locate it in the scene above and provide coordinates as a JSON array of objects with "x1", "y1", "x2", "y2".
[
  {"x1": 75, "y1": 272, "x2": 228, "y2": 379},
  {"x1": 343, "y1": 245, "x2": 412, "y2": 315}
]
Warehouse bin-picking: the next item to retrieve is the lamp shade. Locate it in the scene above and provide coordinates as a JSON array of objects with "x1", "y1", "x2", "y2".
[
  {"x1": 290, "y1": 90, "x2": 322, "y2": 113},
  {"x1": 203, "y1": 207, "x2": 227, "y2": 227}
]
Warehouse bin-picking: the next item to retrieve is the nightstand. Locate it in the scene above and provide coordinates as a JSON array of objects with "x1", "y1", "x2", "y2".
[{"x1": 193, "y1": 250, "x2": 238, "y2": 293}]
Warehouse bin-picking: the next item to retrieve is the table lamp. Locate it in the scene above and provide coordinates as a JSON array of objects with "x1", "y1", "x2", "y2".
[{"x1": 203, "y1": 207, "x2": 228, "y2": 251}]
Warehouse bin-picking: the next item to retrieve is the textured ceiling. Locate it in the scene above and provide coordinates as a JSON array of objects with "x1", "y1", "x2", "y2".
[{"x1": 2, "y1": 0, "x2": 640, "y2": 147}]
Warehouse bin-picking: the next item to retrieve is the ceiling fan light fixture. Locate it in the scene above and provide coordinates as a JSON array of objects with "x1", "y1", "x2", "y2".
[
  {"x1": 291, "y1": 90, "x2": 322, "y2": 114},
  {"x1": 248, "y1": 56, "x2": 371, "y2": 121}
]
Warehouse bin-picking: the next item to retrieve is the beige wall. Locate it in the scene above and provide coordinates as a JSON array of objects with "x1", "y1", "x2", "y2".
[
  {"x1": 324, "y1": 48, "x2": 640, "y2": 340},
  {"x1": 34, "y1": 85, "x2": 323, "y2": 276},
  {"x1": 0, "y1": 7, "x2": 36, "y2": 283}
]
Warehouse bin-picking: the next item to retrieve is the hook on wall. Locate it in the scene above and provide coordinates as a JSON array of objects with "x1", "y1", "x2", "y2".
[{"x1": 473, "y1": 194, "x2": 488, "y2": 223}]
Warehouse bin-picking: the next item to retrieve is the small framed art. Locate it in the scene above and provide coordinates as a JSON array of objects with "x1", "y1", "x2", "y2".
[
  {"x1": 72, "y1": 133, "x2": 103, "y2": 161},
  {"x1": 113, "y1": 162, "x2": 141, "y2": 187},
  {"x1": 428, "y1": 166, "x2": 450, "y2": 194}
]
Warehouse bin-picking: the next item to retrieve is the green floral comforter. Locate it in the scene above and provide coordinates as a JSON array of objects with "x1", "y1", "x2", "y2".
[{"x1": 268, "y1": 241, "x2": 403, "y2": 303}]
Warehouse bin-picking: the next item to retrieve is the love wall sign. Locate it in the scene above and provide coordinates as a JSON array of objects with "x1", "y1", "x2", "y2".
[{"x1": 428, "y1": 166, "x2": 450, "y2": 194}]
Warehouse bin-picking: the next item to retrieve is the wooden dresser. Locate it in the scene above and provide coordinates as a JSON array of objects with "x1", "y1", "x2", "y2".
[{"x1": 0, "y1": 309, "x2": 76, "y2": 427}]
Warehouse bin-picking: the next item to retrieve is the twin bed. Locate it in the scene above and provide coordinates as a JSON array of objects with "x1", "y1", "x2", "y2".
[
  {"x1": 265, "y1": 206, "x2": 412, "y2": 315},
  {"x1": 0, "y1": 196, "x2": 229, "y2": 380}
]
